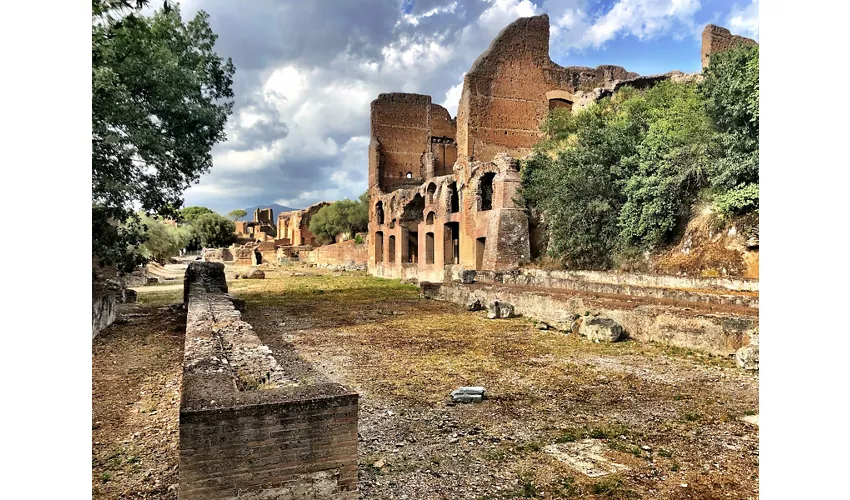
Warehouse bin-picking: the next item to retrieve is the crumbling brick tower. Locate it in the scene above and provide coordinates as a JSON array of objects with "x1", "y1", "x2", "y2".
[{"x1": 366, "y1": 14, "x2": 637, "y2": 282}]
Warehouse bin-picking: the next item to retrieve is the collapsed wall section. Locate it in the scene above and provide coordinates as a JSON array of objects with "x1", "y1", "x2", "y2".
[
  {"x1": 180, "y1": 262, "x2": 358, "y2": 499},
  {"x1": 369, "y1": 93, "x2": 432, "y2": 191},
  {"x1": 456, "y1": 14, "x2": 637, "y2": 168},
  {"x1": 701, "y1": 24, "x2": 757, "y2": 68}
]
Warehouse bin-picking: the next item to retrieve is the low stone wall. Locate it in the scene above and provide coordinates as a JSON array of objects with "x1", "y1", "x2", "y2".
[
  {"x1": 92, "y1": 282, "x2": 119, "y2": 339},
  {"x1": 298, "y1": 240, "x2": 367, "y2": 271},
  {"x1": 180, "y1": 262, "x2": 358, "y2": 499},
  {"x1": 421, "y1": 281, "x2": 758, "y2": 357},
  {"x1": 474, "y1": 269, "x2": 758, "y2": 308}
]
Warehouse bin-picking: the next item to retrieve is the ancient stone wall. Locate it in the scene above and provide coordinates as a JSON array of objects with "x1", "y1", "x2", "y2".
[
  {"x1": 277, "y1": 202, "x2": 330, "y2": 247},
  {"x1": 369, "y1": 93, "x2": 433, "y2": 191},
  {"x1": 180, "y1": 262, "x2": 358, "y2": 499},
  {"x1": 92, "y1": 282, "x2": 119, "y2": 339},
  {"x1": 298, "y1": 239, "x2": 368, "y2": 270},
  {"x1": 701, "y1": 24, "x2": 757, "y2": 68},
  {"x1": 422, "y1": 280, "x2": 758, "y2": 357},
  {"x1": 456, "y1": 15, "x2": 636, "y2": 168}
]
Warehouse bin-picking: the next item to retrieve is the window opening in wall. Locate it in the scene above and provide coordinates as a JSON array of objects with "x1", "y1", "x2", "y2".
[
  {"x1": 375, "y1": 201, "x2": 384, "y2": 225},
  {"x1": 388, "y1": 235, "x2": 396, "y2": 263},
  {"x1": 444, "y1": 222, "x2": 460, "y2": 265},
  {"x1": 479, "y1": 172, "x2": 495, "y2": 211},
  {"x1": 425, "y1": 232, "x2": 435, "y2": 264},
  {"x1": 548, "y1": 98, "x2": 573, "y2": 112},
  {"x1": 449, "y1": 182, "x2": 459, "y2": 213},
  {"x1": 427, "y1": 183, "x2": 436, "y2": 204},
  {"x1": 426, "y1": 212, "x2": 435, "y2": 225},
  {"x1": 375, "y1": 231, "x2": 384, "y2": 263},
  {"x1": 476, "y1": 237, "x2": 486, "y2": 270},
  {"x1": 406, "y1": 230, "x2": 418, "y2": 264},
  {"x1": 406, "y1": 172, "x2": 413, "y2": 179}
]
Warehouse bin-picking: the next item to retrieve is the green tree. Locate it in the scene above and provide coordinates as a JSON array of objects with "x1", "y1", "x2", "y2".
[
  {"x1": 92, "y1": 0, "x2": 235, "y2": 270},
  {"x1": 137, "y1": 215, "x2": 192, "y2": 263},
  {"x1": 193, "y1": 213, "x2": 237, "y2": 248},
  {"x1": 309, "y1": 192, "x2": 370, "y2": 245},
  {"x1": 617, "y1": 81, "x2": 712, "y2": 250},
  {"x1": 227, "y1": 209, "x2": 248, "y2": 221},
  {"x1": 699, "y1": 45, "x2": 759, "y2": 219},
  {"x1": 180, "y1": 206, "x2": 215, "y2": 224}
]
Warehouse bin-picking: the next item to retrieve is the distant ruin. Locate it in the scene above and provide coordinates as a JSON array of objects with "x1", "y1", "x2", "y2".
[
  {"x1": 276, "y1": 202, "x2": 330, "y2": 247},
  {"x1": 234, "y1": 207, "x2": 276, "y2": 244}
]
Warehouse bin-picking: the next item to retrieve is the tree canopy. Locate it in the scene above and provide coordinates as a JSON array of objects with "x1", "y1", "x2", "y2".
[
  {"x1": 227, "y1": 209, "x2": 248, "y2": 221},
  {"x1": 92, "y1": 0, "x2": 234, "y2": 270},
  {"x1": 521, "y1": 45, "x2": 759, "y2": 269},
  {"x1": 309, "y1": 192, "x2": 370, "y2": 245}
]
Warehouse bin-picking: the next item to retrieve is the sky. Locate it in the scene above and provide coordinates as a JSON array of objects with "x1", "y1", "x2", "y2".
[{"x1": 175, "y1": 0, "x2": 759, "y2": 214}]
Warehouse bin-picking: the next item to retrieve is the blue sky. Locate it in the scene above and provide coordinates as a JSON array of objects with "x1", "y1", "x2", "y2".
[{"x1": 175, "y1": 0, "x2": 759, "y2": 215}]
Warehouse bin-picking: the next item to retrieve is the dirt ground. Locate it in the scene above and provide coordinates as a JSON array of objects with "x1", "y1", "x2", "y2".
[
  {"x1": 93, "y1": 265, "x2": 758, "y2": 499},
  {"x1": 92, "y1": 295, "x2": 184, "y2": 499}
]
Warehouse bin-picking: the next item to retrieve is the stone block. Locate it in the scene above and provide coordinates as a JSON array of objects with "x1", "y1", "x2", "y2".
[{"x1": 579, "y1": 316, "x2": 625, "y2": 342}]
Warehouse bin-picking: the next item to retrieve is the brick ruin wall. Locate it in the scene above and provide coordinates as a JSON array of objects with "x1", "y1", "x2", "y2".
[
  {"x1": 455, "y1": 14, "x2": 636, "y2": 168},
  {"x1": 701, "y1": 24, "x2": 757, "y2": 68},
  {"x1": 298, "y1": 239, "x2": 368, "y2": 270},
  {"x1": 180, "y1": 262, "x2": 358, "y2": 499},
  {"x1": 277, "y1": 202, "x2": 331, "y2": 247}
]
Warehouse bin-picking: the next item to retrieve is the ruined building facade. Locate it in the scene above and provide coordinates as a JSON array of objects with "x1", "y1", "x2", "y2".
[
  {"x1": 365, "y1": 15, "x2": 756, "y2": 282},
  {"x1": 276, "y1": 202, "x2": 330, "y2": 247},
  {"x1": 367, "y1": 14, "x2": 641, "y2": 282},
  {"x1": 234, "y1": 207, "x2": 275, "y2": 244}
]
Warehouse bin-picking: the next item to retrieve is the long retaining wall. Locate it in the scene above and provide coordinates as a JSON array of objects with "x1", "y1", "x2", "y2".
[
  {"x1": 180, "y1": 262, "x2": 358, "y2": 499},
  {"x1": 474, "y1": 269, "x2": 758, "y2": 308},
  {"x1": 422, "y1": 277, "x2": 758, "y2": 357}
]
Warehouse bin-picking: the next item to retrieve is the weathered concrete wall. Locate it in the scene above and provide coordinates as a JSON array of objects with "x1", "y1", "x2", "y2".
[
  {"x1": 92, "y1": 282, "x2": 119, "y2": 339},
  {"x1": 298, "y1": 239, "x2": 368, "y2": 270},
  {"x1": 422, "y1": 281, "x2": 757, "y2": 357},
  {"x1": 701, "y1": 24, "x2": 757, "y2": 68},
  {"x1": 180, "y1": 262, "x2": 358, "y2": 499}
]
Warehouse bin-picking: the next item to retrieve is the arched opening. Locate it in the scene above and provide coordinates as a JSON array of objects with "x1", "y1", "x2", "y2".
[
  {"x1": 426, "y1": 212, "x2": 435, "y2": 225},
  {"x1": 548, "y1": 98, "x2": 573, "y2": 112},
  {"x1": 444, "y1": 222, "x2": 460, "y2": 264},
  {"x1": 478, "y1": 172, "x2": 496, "y2": 211},
  {"x1": 426, "y1": 183, "x2": 437, "y2": 204},
  {"x1": 448, "y1": 182, "x2": 459, "y2": 213},
  {"x1": 475, "y1": 237, "x2": 486, "y2": 270},
  {"x1": 545, "y1": 90, "x2": 574, "y2": 114},
  {"x1": 425, "y1": 232, "x2": 435, "y2": 264},
  {"x1": 375, "y1": 231, "x2": 384, "y2": 263},
  {"x1": 375, "y1": 201, "x2": 384, "y2": 225},
  {"x1": 405, "y1": 172, "x2": 413, "y2": 179},
  {"x1": 401, "y1": 194, "x2": 425, "y2": 223},
  {"x1": 388, "y1": 235, "x2": 396, "y2": 263}
]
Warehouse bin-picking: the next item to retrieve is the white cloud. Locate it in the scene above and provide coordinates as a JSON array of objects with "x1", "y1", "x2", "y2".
[
  {"x1": 547, "y1": 0, "x2": 702, "y2": 55},
  {"x1": 728, "y1": 0, "x2": 759, "y2": 40},
  {"x1": 397, "y1": 1, "x2": 459, "y2": 27},
  {"x1": 441, "y1": 74, "x2": 465, "y2": 116},
  {"x1": 181, "y1": 0, "x2": 756, "y2": 214}
]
